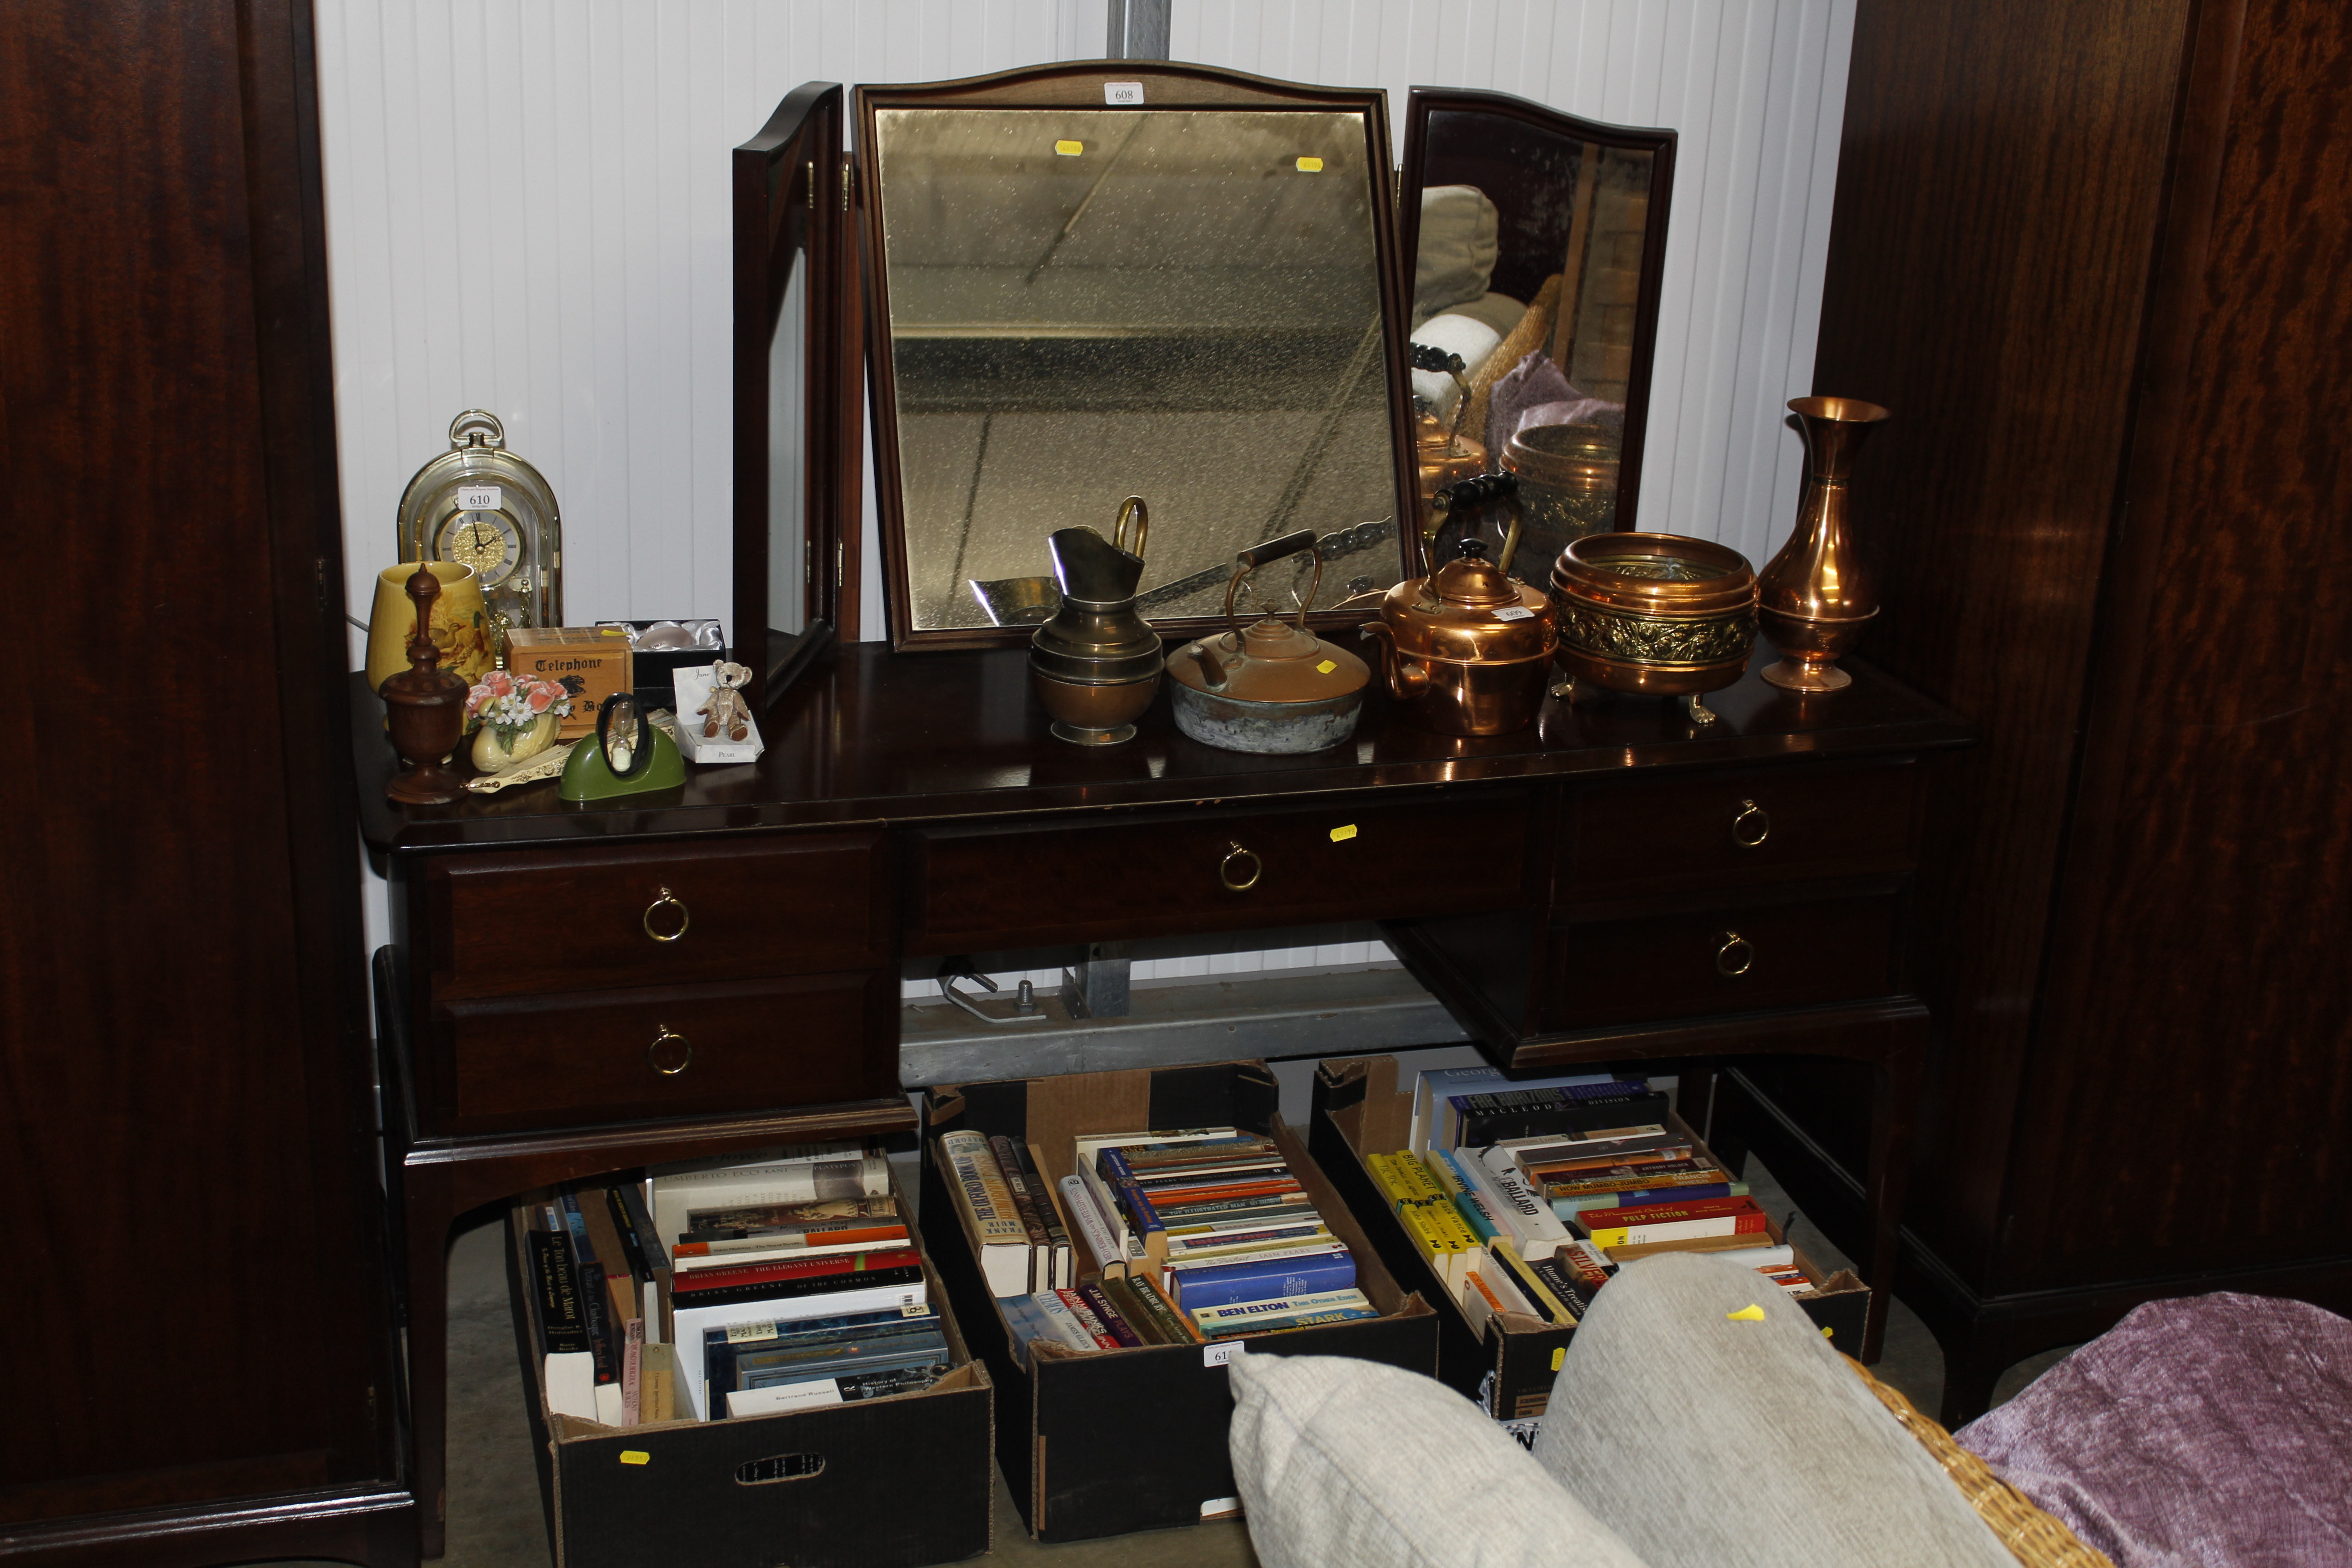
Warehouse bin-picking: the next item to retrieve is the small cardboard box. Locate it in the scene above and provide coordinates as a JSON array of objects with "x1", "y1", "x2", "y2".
[
  {"x1": 921, "y1": 1060, "x2": 1440, "y2": 1544},
  {"x1": 1311, "y1": 1054, "x2": 1867, "y2": 1429},
  {"x1": 504, "y1": 1177, "x2": 992, "y2": 1568},
  {"x1": 505, "y1": 625, "x2": 635, "y2": 738}
]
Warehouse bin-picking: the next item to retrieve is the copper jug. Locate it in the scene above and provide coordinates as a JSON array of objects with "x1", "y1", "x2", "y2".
[{"x1": 1362, "y1": 536, "x2": 1557, "y2": 736}]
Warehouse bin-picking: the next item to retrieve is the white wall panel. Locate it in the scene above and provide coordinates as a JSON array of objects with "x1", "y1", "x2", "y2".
[{"x1": 319, "y1": 0, "x2": 1853, "y2": 972}]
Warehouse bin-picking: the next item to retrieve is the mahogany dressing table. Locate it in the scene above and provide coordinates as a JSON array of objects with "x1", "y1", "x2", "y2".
[{"x1": 358, "y1": 640, "x2": 1970, "y2": 1551}]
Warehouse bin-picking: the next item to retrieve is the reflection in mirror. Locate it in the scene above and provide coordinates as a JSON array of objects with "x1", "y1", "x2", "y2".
[
  {"x1": 768, "y1": 256, "x2": 808, "y2": 642},
  {"x1": 1405, "y1": 97, "x2": 1671, "y2": 572},
  {"x1": 870, "y1": 108, "x2": 1406, "y2": 632}
]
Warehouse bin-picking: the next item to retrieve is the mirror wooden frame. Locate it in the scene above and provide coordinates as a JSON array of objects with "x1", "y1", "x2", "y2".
[
  {"x1": 732, "y1": 81, "x2": 862, "y2": 710},
  {"x1": 854, "y1": 61, "x2": 1423, "y2": 652},
  {"x1": 1400, "y1": 87, "x2": 1676, "y2": 535}
]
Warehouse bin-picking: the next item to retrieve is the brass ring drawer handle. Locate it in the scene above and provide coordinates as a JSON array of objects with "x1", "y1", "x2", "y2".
[
  {"x1": 643, "y1": 886, "x2": 690, "y2": 942},
  {"x1": 1716, "y1": 931, "x2": 1755, "y2": 978},
  {"x1": 1731, "y1": 800, "x2": 1771, "y2": 849},
  {"x1": 1220, "y1": 841, "x2": 1263, "y2": 892},
  {"x1": 648, "y1": 1025, "x2": 693, "y2": 1076}
]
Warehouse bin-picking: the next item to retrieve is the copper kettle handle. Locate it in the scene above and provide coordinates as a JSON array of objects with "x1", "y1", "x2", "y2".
[
  {"x1": 1224, "y1": 529, "x2": 1323, "y2": 639},
  {"x1": 1359, "y1": 619, "x2": 1427, "y2": 700},
  {"x1": 1113, "y1": 495, "x2": 1149, "y2": 563}
]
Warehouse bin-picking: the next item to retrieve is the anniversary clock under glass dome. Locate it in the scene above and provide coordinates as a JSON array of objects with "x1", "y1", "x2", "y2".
[{"x1": 397, "y1": 409, "x2": 562, "y2": 637}]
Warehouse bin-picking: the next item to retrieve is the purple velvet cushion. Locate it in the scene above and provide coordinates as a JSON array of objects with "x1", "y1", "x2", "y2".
[{"x1": 1957, "y1": 1293, "x2": 2352, "y2": 1568}]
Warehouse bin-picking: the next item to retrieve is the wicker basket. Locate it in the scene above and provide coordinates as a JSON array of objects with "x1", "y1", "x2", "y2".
[{"x1": 1850, "y1": 1360, "x2": 2113, "y2": 1568}]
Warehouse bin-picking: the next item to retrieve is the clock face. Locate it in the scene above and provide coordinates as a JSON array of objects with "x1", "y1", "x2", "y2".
[{"x1": 437, "y1": 509, "x2": 522, "y2": 585}]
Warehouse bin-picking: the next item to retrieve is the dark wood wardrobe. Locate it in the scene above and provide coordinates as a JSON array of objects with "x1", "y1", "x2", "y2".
[
  {"x1": 1721, "y1": 0, "x2": 2352, "y2": 1419},
  {"x1": 0, "y1": 2, "x2": 412, "y2": 1563}
]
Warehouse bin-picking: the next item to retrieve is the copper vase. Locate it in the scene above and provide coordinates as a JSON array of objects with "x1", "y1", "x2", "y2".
[{"x1": 1758, "y1": 396, "x2": 1889, "y2": 692}]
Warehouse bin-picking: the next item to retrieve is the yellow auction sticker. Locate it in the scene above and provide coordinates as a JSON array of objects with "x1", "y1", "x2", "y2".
[
  {"x1": 619, "y1": 1450, "x2": 650, "y2": 1465},
  {"x1": 1296, "y1": 156, "x2": 1324, "y2": 172},
  {"x1": 1551, "y1": 1347, "x2": 1566, "y2": 1371},
  {"x1": 1055, "y1": 139, "x2": 1084, "y2": 156},
  {"x1": 1329, "y1": 824, "x2": 1357, "y2": 842},
  {"x1": 1316, "y1": 659, "x2": 1336, "y2": 674}
]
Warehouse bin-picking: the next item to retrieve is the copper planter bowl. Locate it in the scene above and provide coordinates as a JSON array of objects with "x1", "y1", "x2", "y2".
[{"x1": 1547, "y1": 532, "x2": 1758, "y2": 696}]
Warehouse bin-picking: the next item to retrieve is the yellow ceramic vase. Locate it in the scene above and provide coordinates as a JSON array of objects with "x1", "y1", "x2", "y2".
[{"x1": 366, "y1": 562, "x2": 495, "y2": 694}]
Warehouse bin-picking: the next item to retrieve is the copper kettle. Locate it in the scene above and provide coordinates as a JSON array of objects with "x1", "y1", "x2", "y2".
[{"x1": 1362, "y1": 534, "x2": 1557, "y2": 736}]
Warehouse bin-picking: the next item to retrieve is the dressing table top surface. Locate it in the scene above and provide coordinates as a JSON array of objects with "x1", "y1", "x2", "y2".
[{"x1": 354, "y1": 642, "x2": 1970, "y2": 854}]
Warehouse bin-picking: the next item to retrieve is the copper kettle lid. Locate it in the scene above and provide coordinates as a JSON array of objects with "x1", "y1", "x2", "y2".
[
  {"x1": 1165, "y1": 526, "x2": 1369, "y2": 703},
  {"x1": 1378, "y1": 537, "x2": 1555, "y2": 664}
]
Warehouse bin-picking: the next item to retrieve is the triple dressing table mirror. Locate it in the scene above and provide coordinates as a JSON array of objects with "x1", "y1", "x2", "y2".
[
  {"x1": 1398, "y1": 87, "x2": 1676, "y2": 567},
  {"x1": 853, "y1": 63, "x2": 1422, "y2": 648},
  {"x1": 731, "y1": 81, "x2": 860, "y2": 709}
]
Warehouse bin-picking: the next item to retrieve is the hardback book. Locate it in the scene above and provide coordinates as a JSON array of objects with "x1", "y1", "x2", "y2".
[
  {"x1": 1450, "y1": 1086, "x2": 1672, "y2": 1147},
  {"x1": 1098, "y1": 1275, "x2": 1173, "y2": 1345},
  {"x1": 989, "y1": 1134, "x2": 1056, "y2": 1293},
  {"x1": 1708, "y1": 1242, "x2": 1797, "y2": 1270},
  {"x1": 728, "y1": 1332, "x2": 950, "y2": 1392},
  {"x1": 1004, "y1": 1138, "x2": 1076, "y2": 1290},
  {"x1": 1057, "y1": 1173, "x2": 1127, "y2": 1277},
  {"x1": 1485, "y1": 1240, "x2": 1572, "y2": 1325},
  {"x1": 1409, "y1": 1067, "x2": 1616, "y2": 1154},
  {"x1": 1052, "y1": 1287, "x2": 1122, "y2": 1350},
  {"x1": 529, "y1": 1230, "x2": 593, "y2": 1357},
  {"x1": 1076, "y1": 1281, "x2": 1146, "y2": 1348},
  {"x1": 676, "y1": 1195, "x2": 902, "y2": 1242},
  {"x1": 1554, "y1": 1181, "x2": 1744, "y2": 1219},
  {"x1": 937, "y1": 1130, "x2": 1033, "y2": 1296},
  {"x1": 1527, "y1": 1254, "x2": 1602, "y2": 1320},
  {"x1": 1470, "y1": 1147, "x2": 1573, "y2": 1261},
  {"x1": 639, "y1": 1341, "x2": 677, "y2": 1423},
  {"x1": 1073, "y1": 1128, "x2": 1245, "y2": 1258},
  {"x1": 1029, "y1": 1289, "x2": 1103, "y2": 1352},
  {"x1": 672, "y1": 1224, "x2": 912, "y2": 1271},
  {"x1": 1543, "y1": 1161, "x2": 1731, "y2": 1197},
  {"x1": 652, "y1": 1143, "x2": 891, "y2": 1246},
  {"x1": 1124, "y1": 1273, "x2": 1200, "y2": 1343},
  {"x1": 553, "y1": 1197, "x2": 618, "y2": 1386},
  {"x1": 669, "y1": 1253, "x2": 924, "y2": 1310},
  {"x1": 1188, "y1": 1287, "x2": 1378, "y2": 1338},
  {"x1": 1580, "y1": 1196, "x2": 1768, "y2": 1250},
  {"x1": 607, "y1": 1182, "x2": 672, "y2": 1342},
  {"x1": 576, "y1": 1186, "x2": 644, "y2": 1333},
  {"x1": 671, "y1": 1275, "x2": 931, "y2": 1421},
  {"x1": 1167, "y1": 1243, "x2": 1356, "y2": 1313},
  {"x1": 725, "y1": 1362, "x2": 944, "y2": 1416}
]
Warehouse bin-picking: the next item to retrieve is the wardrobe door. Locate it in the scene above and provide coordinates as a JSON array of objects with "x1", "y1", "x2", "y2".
[{"x1": 0, "y1": 1, "x2": 409, "y2": 1562}]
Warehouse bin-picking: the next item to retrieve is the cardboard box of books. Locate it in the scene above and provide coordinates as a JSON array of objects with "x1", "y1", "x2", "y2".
[
  {"x1": 503, "y1": 1148, "x2": 992, "y2": 1568},
  {"x1": 1311, "y1": 1055, "x2": 1867, "y2": 1431},
  {"x1": 919, "y1": 1060, "x2": 1440, "y2": 1544}
]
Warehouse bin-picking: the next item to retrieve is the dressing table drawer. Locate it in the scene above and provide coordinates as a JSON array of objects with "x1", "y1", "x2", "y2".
[
  {"x1": 1537, "y1": 891, "x2": 1906, "y2": 1032},
  {"x1": 1560, "y1": 764, "x2": 1919, "y2": 898},
  {"x1": 433, "y1": 972, "x2": 897, "y2": 1137},
  {"x1": 425, "y1": 833, "x2": 890, "y2": 1001},
  {"x1": 909, "y1": 795, "x2": 1533, "y2": 953}
]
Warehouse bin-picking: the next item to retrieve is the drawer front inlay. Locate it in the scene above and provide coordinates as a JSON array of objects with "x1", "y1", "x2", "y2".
[
  {"x1": 438, "y1": 972, "x2": 894, "y2": 1137},
  {"x1": 910, "y1": 795, "x2": 1532, "y2": 954},
  {"x1": 1540, "y1": 892, "x2": 1905, "y2": 1031},
  {"x1": 1561, "y1": 764, "x2": 1917, "y2": 898},
  {"x1": 427, "y1": 834, "x2": 888, "y2": 1000}
]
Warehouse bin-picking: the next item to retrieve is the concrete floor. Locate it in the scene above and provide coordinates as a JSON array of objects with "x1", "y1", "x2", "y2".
[{"x1": 242, "y1": 1150, "x2": 2074, "y2": 1568}]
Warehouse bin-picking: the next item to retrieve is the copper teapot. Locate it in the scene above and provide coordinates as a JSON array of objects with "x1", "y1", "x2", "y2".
[{"x1": 1362, "y1": 534, "x2": 1557, "y2": 736}]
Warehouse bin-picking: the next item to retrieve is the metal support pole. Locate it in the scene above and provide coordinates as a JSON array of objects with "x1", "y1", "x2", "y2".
[{"x1": 1106, "y1": 0, "x2": 1171, "y2": 60}]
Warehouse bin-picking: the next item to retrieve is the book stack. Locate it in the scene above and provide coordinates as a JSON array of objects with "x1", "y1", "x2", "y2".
[
  {"x1": 522, "y1": 1181, "x2": 679, "y2": 1426},
  {"x1": 977, "y1": 1127, "x2": 1377, "y2": 1349},
  {"x1": 935, "y1": 1130, "x2": 1075, "y2": 1296},
  {"x1": 518, "y1": 1142, "x2": 957, "y2": 1424},
  {"x1": 1380, "y1": 1067, "x2": 1815, "y2": 1323}
]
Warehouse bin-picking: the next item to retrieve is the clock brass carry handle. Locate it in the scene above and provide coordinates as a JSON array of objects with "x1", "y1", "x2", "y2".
[
  {"x1": 1716, "y1": 931, "x2": 1755, "y2": 979},
  {"x1": 1731, "y1": 799, "x2": 1771, "y2": 849},
  {"x1": 1220, "y1": 842, "x2": 1264, "y2": 893},
  {"x1": 643, "y1": 887, "x2": 690, "y2": 942},
  {"x1": 648, "y1": 1025, "x2": 693, "y2": 1076}
]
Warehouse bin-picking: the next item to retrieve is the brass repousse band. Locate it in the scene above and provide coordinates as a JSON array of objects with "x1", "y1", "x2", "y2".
[{"x1": 1550, "y1": 596, "x2": 1757, "y2": 666}]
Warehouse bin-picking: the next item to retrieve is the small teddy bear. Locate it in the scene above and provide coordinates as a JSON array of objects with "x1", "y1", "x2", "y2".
[{"x1": 698, "y1": 660, "x2": 753, "y2": 742}]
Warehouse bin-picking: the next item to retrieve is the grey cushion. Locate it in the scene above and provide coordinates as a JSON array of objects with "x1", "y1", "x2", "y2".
[
  {"x1": 1229, "y1": 1349, "x2": 1651, "y2": 1568},
  {"x1": 1533, "y1": 1253, "x2": 2012, "y2": 1568}
]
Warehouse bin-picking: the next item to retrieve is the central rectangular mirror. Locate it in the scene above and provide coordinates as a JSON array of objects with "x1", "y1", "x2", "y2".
[{"x1": 858, "y1": 66, "x2": 1419, "y2": 648}]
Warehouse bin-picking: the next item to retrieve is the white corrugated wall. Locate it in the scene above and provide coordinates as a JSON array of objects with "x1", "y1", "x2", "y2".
[{"x1": 319, "y1": 0, "x2": 1857, "y2": 975}]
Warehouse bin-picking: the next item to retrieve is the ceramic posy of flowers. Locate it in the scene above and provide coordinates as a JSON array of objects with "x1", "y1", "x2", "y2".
[{"x1": 466, "y1": 670, "x2": 581, "y2": 772}]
